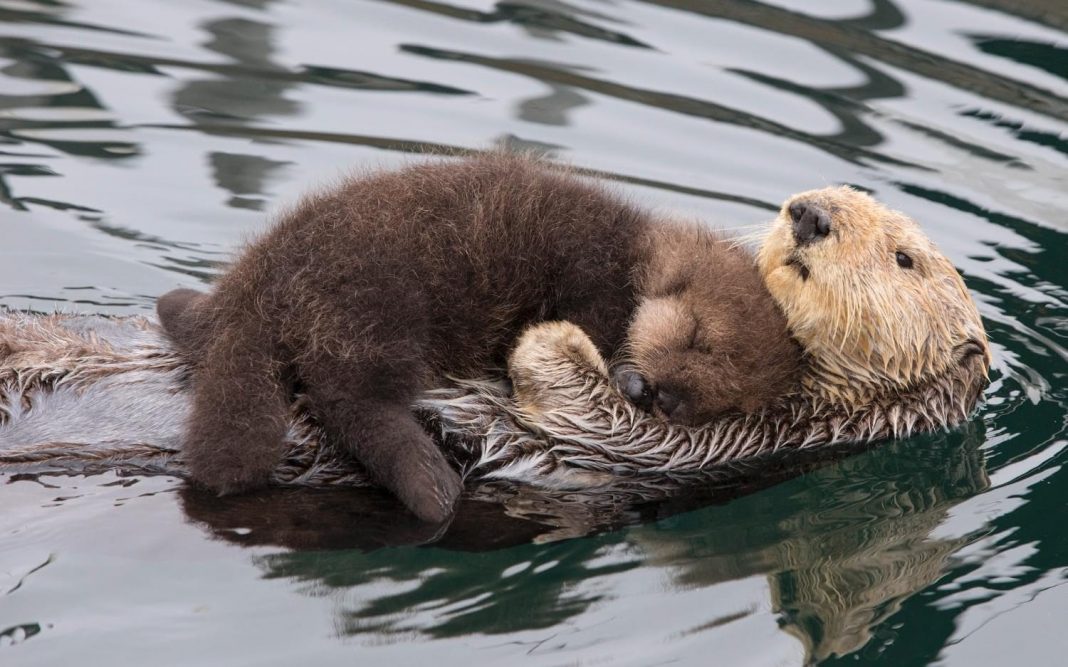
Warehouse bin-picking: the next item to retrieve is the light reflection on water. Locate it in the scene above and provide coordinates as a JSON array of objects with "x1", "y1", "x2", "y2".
[{"x1": 1, "y1": 0, "x2": 1066, "y2": 665}]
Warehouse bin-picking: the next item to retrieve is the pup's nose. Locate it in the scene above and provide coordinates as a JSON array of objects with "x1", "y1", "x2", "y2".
[
  {"x1": 655, "y1": 389, "x2": 680, "y2": 419},
  {"x1": 614, "y1": 367, "x2": 654, "y2": 411},
  {"x1": 789, "y1": 201, "x2": 832, "y2": 245}
]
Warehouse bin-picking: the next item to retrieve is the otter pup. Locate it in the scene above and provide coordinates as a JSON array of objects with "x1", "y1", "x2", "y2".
[{"x1": 157, "y1": 153, "x2": 800, "y2": 522}]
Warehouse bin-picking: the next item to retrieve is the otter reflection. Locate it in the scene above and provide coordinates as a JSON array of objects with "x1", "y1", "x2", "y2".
[
  {"x1": 180, "y1": 423, "x2": 987, "y2": 661},
  {"x1": 633, "y1": 420, "x2": 989, "y2": 663}
]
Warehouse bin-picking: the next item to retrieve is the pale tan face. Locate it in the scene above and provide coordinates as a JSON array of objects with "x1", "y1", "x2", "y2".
[{"x1": 757, "y1": 186, "x2": 990, "y2": 402}]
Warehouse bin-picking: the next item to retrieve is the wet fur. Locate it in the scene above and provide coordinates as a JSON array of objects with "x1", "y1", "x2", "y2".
[
  {"x1": 159, "y1": 153, "x2": 799, "y2": 522},
  {"x1": 759, "y1": 186, "x2": 990, "y2": 405}
]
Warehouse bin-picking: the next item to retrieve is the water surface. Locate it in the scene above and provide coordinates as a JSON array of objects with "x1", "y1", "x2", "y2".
[{"x1": 1, "y1": 0, "x2": 1066, "y2": 664}]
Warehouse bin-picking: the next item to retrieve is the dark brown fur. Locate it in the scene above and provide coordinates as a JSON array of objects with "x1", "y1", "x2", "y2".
[
  {"x1": 627, "y1": 223, "x2": 802, "y2": 424},
  {"x1": 158, "y1": 153, "x2": 799, "y2": 522}
]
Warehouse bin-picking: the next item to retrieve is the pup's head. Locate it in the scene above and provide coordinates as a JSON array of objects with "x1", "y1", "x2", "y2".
[
  {"x1": 757, "y1": 186, "x2": 990, "y2": 404},
  {"x1": 619, "y1": 225, "x2": 801, "y2": 425}
]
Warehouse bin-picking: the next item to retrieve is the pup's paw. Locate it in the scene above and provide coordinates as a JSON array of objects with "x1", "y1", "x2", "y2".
[
  {"x1": 512, "y1": 321, "x2": 606, "y2": 373},
  {"x1": 392, "y1": 457, "x2": 463, "y2": 525},
  {"x1": 184, "y1": 434, "x2": 276, "y2": 496},
  {"x1": 188, "y1": 459, "x2": 272, "y2": 496}
]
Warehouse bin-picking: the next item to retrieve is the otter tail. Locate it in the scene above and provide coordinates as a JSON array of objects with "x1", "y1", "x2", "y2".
[{"x1": 182, "y1": 317, "x2": 290, "y2": 494}]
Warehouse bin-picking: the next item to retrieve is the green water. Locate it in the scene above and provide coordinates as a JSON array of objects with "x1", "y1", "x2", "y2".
[{"x1": 1, "y1": 0, "x2": 1066, "y2": 665}]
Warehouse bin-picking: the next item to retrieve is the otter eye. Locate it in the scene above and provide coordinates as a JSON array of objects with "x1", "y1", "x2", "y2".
[{"x1": 895, "y1": 251, "x2": 914, "y2": 269}]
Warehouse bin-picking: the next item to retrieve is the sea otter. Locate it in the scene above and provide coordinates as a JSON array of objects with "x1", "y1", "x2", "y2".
[
  {"x1": 155, "y1": 153, "x2": 800, "y2": 523},
  {"x1": 0, "y1": 183, "x2": 990, "y2": 508}
]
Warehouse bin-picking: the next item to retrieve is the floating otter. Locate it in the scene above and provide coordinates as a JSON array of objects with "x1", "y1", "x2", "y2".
[
  {"x1": 155, "y1": 153, "x2": 800, "y2": 522},
  {"x1": 0, "y1": 176, "x2": 990, "y2": 513}
]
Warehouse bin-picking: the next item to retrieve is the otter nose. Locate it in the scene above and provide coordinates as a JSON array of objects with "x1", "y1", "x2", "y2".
[
  {"x1": 614, "y1": 368, "x2": 654, "y2": 411},
  {"x1": 789, "y1": 201, "x2": 832, "y2": 245},
  {"x1": 655, "y1": 389, "x2": 680, "y2": 419}
]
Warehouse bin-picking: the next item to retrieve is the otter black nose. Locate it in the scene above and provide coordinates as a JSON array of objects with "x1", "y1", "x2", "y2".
[
  {"x1": 789, "y1": 201, "x2": 832, "y2": 245},
  {"x1": 614, "y1": 368, "x2": 654, "y2": 411},
  {"x1": 655, "y1": 389, "x2": 680, "y2": 419}
]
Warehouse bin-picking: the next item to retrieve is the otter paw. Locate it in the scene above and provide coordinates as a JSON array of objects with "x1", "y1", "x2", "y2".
[
  {"x1": 508, "y1": 322, "x2": 610, "y2": 414},
  {"x1": 392, "y1": 462, "x2": 463, "y2": 525},
  {"x1": 184, "y1": 438, "x2": 275, "y2": 496},
  {"x1": 190, "y1": 464, "x2": 270, "y2": 497},
  {"x1": 157, "y1": 287, "x2": 213, "y2": 357},
  {"x1": 513, "y1": 321, "x2": 606, "y2": 371}
]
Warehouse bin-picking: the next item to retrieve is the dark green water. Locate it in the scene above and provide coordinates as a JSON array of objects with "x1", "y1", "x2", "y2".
[{"x1": 1, "y1": 0, "x2": 1066, "y2": 664}]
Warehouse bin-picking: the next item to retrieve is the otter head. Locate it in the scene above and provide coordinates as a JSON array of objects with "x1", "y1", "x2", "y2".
[
  {"x1": 617, "y1": 224, "x2": 801, "y2": 426},
  {"x1": 757, "y1": 186, "x2": 990, "y2": 406}
]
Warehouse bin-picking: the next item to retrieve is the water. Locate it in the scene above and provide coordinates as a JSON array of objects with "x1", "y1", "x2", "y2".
[{"x1": 1, "y1": 0, "x2": 1066, "y2": 664}]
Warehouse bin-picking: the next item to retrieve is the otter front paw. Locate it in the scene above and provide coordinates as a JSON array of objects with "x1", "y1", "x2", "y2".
[
  {"x1": 156, "y1": 288, "x2": 205, "y2": 327},
  {"x1": 508, "y1": 322, "x2": 610, "y2": 415}
]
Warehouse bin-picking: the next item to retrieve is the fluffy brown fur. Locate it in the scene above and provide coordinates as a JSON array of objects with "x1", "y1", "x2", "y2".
[
  {"x1": 157, "y1": 153, "x2": 800, "y2": 522},
  {"x1": 624, "y1": 222, "x2": 801, "y2": 422}
]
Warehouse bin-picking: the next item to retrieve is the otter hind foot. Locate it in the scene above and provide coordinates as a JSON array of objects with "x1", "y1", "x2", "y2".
[
  {"x1": 186, "y1": 435, "x2": 280, "y2": 496},
  {"x1": 181, "y1": 315, "x2": 292, "y2": 496},
  {"x1": 183, "y1": 412, "x2": 289, "y2": 496},
  {"x1": 182, "y1": 374, "x2": 291, "y2": 496},
  {"x1": 356, "y1": 407, "x2": 463, "y2": 524},
  {"x1": 386, "y1": 440, "x2": 463, "y2": 525},
  {"x1": 311, "y1": 396, "x2": 463, "y2": 524}
]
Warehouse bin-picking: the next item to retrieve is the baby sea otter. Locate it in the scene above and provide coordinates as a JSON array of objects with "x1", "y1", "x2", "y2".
[{"x1": 157, "y1": 153, "x2": 800, "y2": 523}]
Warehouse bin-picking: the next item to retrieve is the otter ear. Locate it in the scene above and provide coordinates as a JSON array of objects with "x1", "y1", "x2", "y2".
[{"x1": 954, "y1": 339, "x2": 985, "y2": 362}]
